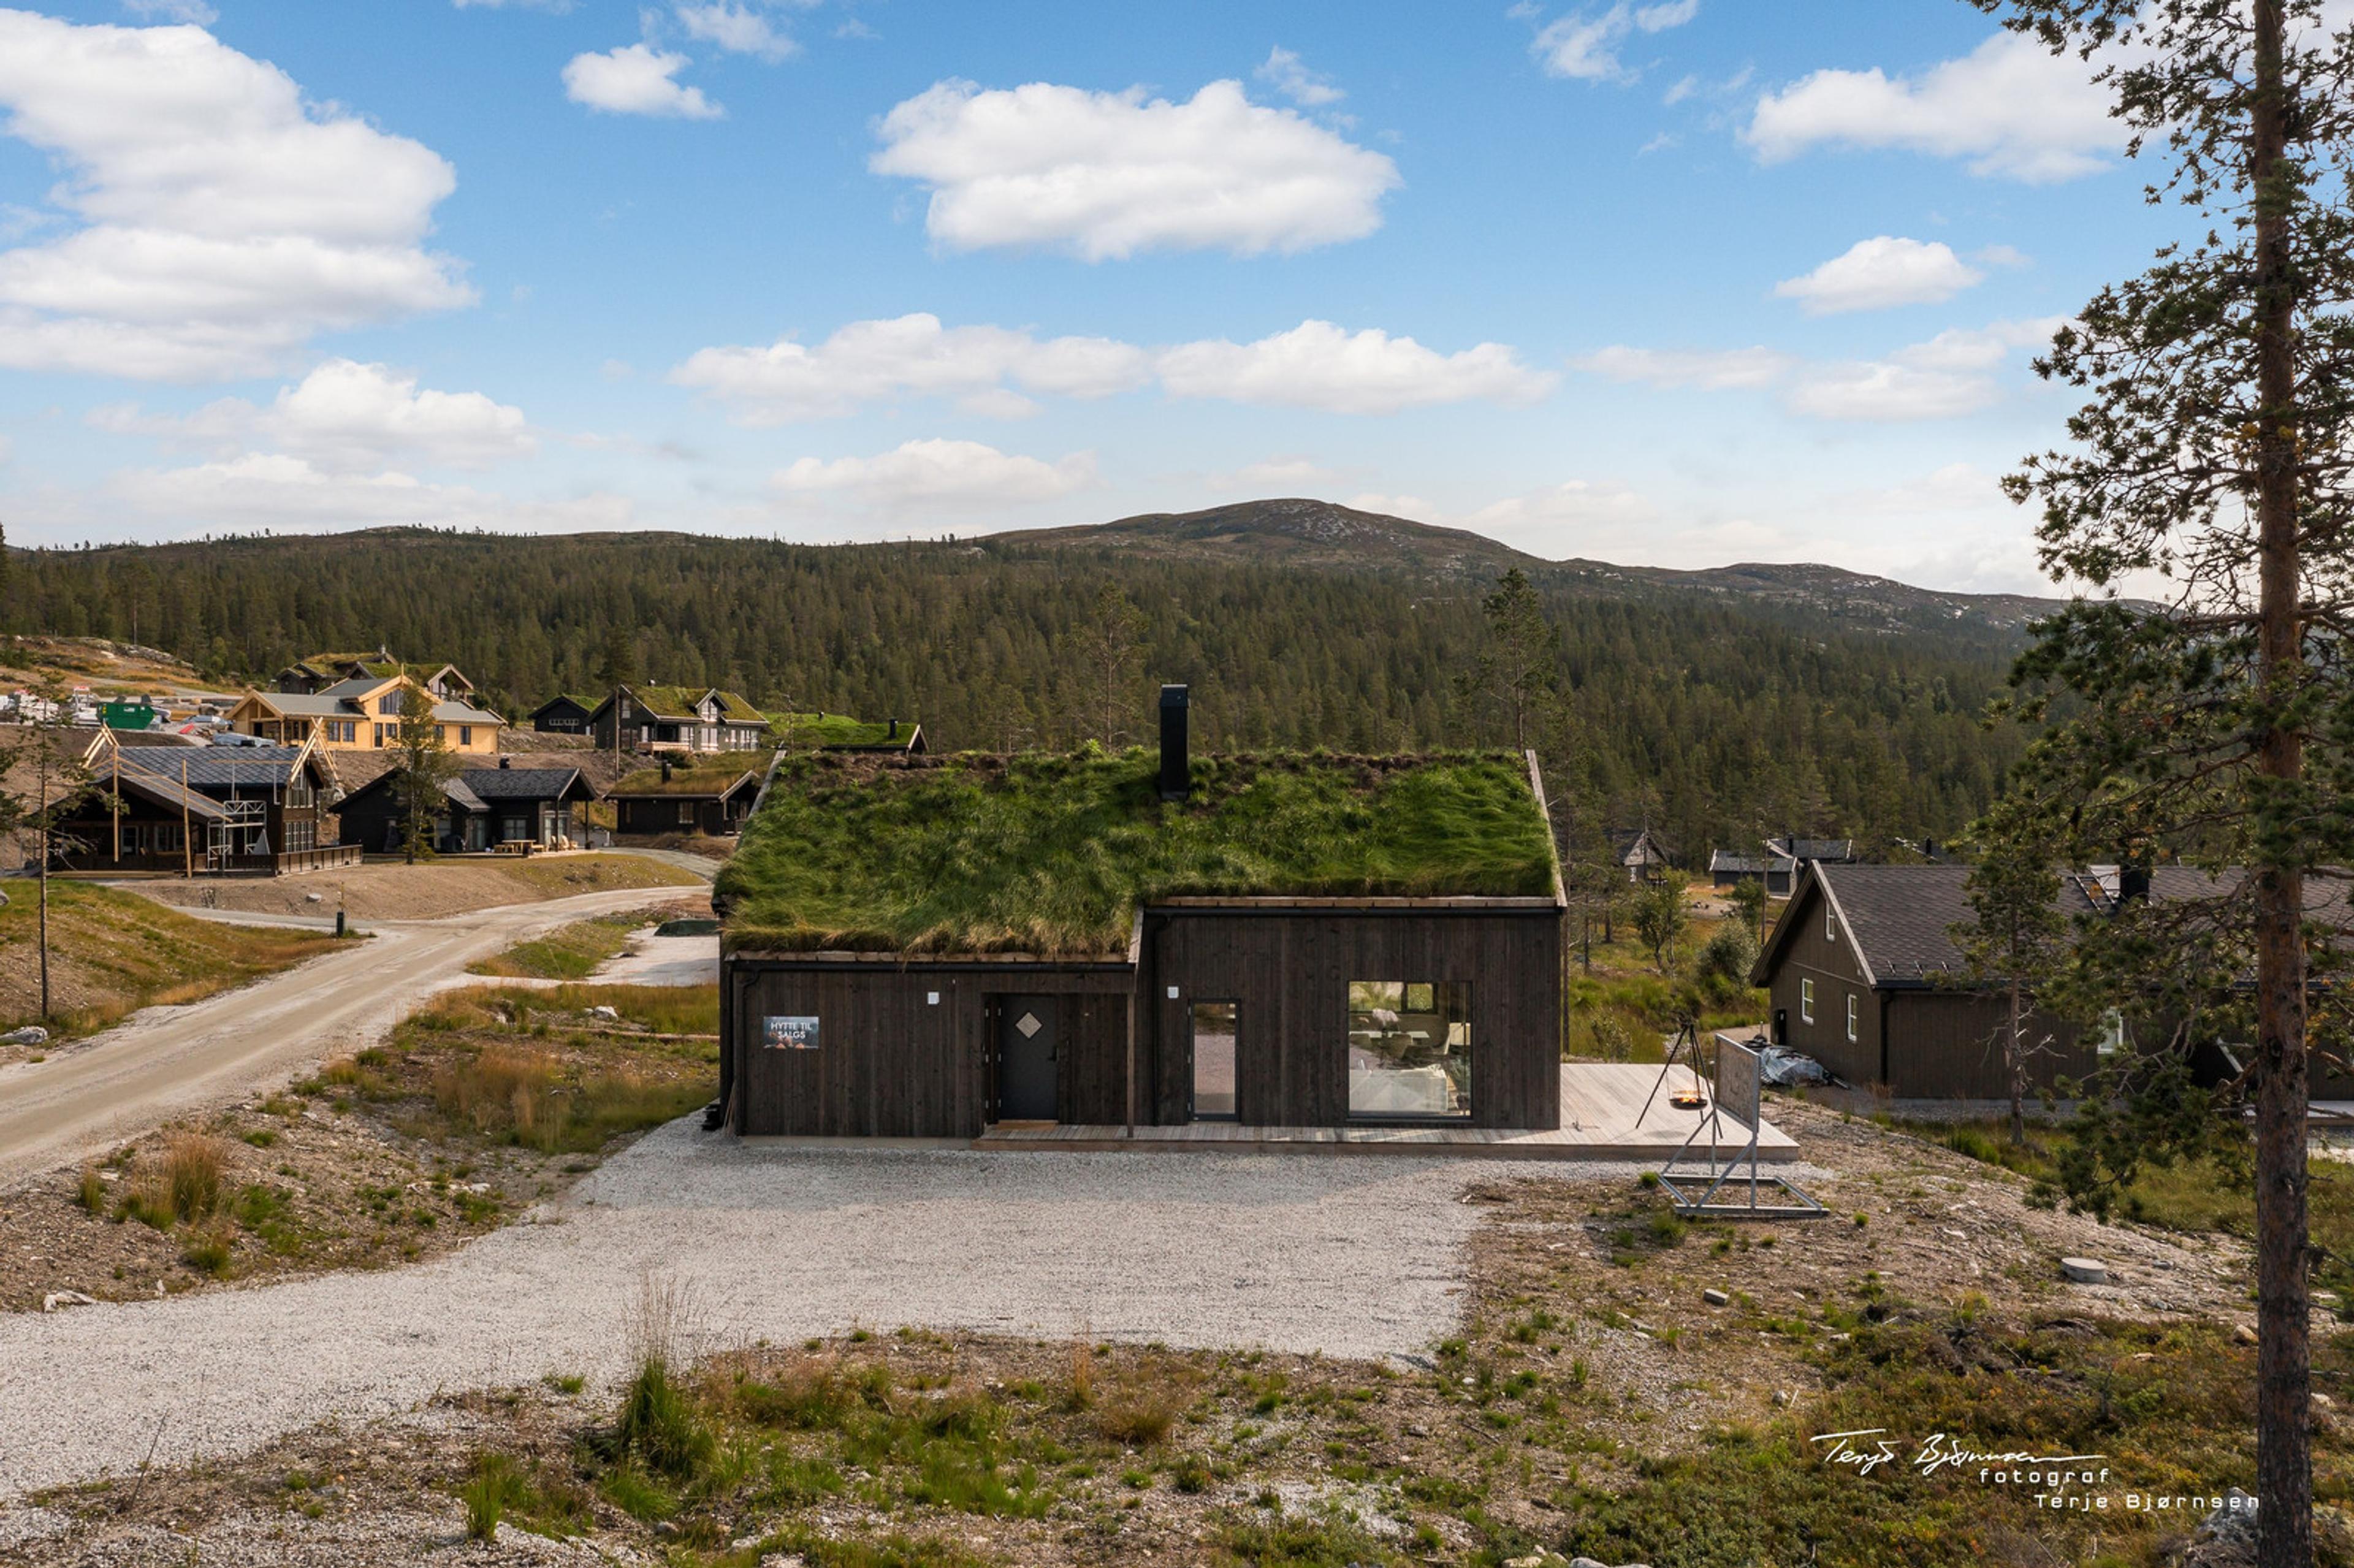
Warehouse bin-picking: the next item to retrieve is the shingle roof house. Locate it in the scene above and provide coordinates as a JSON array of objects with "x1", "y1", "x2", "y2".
[{"x1": 334, "y1": 763, "x2": 596, "y2": 854}]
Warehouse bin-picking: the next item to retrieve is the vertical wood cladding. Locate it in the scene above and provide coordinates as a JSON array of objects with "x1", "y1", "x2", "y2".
[
  {"x1": 1141, "y1": 907, "x2": 1563, "y2": 1131},
  {"x1": 727, "y1": 904, "x2": 1564, "y2": 1136},
  {"x1": 729, "y1": 964, "x2": 1128, "y2": 1137}
]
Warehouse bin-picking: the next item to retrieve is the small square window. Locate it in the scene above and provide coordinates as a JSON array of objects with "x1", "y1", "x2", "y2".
[
  {"x1": 1166, "y1": 986, "x2": 1180, "y2": 1000},
  {"x1": 926, "y1": 991, "x2": 941, "y2": 1006}
]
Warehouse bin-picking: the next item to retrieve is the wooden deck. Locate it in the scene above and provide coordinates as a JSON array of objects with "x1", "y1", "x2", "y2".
[{"x1": 974, "y1": 1064, "x2": 1799, "y2": 1163}]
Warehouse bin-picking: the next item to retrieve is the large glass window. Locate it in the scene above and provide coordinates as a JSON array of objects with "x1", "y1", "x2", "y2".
[
  {"x1": 1348, "y1": 981, "x2": 1472, "y2": 1119},
  {"x1": 1191, "y1": 1002, "x2": 1238, "y2": 1120}
]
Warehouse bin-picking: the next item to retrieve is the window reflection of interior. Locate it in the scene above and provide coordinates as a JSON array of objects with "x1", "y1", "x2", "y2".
[
  {"x1": 1347, "y1": 981, "x2": 1471, "y2": 1119},
  {"x1": 1191, "y1": 1001, "x2": 1237, "y2": 1119}
]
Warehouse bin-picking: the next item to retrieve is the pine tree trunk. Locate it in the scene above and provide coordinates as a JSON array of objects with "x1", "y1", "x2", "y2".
[
  {"x1": 2008, "y1": 976, "x2": 2027, "y2": 1149},
  {"x1": 2249, "y1": 4, "x2": 2314, "y2": 1561}
]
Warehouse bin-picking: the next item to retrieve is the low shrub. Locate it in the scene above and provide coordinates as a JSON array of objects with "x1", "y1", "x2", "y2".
[
  {"x1": 181, "y1": 1222, "x2": 234, "y2": 1277},
  {"x1": 615, "y1": 1356, "x2": 714, "y2": 1480}
]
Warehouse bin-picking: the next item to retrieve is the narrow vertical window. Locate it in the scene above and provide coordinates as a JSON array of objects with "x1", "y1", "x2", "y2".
[
  {"x1": 1801, "y1": 978, "x2": 1815, "y2": 1024},
  {"x1": 1846, "y1": 993, "x2": 1859, "y2": 1042}
]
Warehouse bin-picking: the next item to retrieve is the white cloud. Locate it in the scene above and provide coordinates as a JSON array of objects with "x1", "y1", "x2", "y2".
[
  {"x1": 96, "y1": 358, "x2": 535, "y2": 471},
  {"x1": 676, "y1": 3, "x2": 798, "y2": 62},
  {"x1": 454, "y1": 0, "x2": 575, "y2": 9},
  {"x1": 1746, "y1": 29, "x2": 2117, "y2": 182},
  {"x1": 772, "y1": 438, "x2": 1097, "y2": 512},
  {"x1": 1574, "y1": 344, "x2": 1792, "y2": 390},
  {"x1": 1213, "y1": 456, "x2": 1341, "y2": 492},
  {"x1": 0, "y1": 10, "x2": 471, "y2": 381},
  {"x1": 671, "y1": 313, "x2": 1152, "y2": 423},
  {"x1": 870, "y1": 78, "x2": 1398, "y2": 260},
  {"x1": 1463, "y1": 478, "x2": 1658, "y2": 542},
  {"x1": 562, "y1": 44, "x2": 723, "y2": 119},
  {"x1": 1578, "y1": 317, "x2": 2062, "y2": 422},
  {"x1": 1518, "y1": 0, "x2": 1699, "y2": 84},
  {"x1": 1785, "y1": 361, "x2": 1996, "y2": 422},
  {"x1": 107, "y1": 452, "x2": 630, "y2": 533},
  {"x1": 1772, "y1": 236, "x2": 1984, "y2": 316},
  {"x1": 1255, "y1": 47, "x2": 1343, "y2": 107},
  {"x1": 675, "y1": 314, "x2": 1547, "y2": 420},
  {"x1": 1157, "y1": 320, "x2": 1556, "y2": 414},
  {"x1": 121, "y1": 0, "x2": 216, "y2": 20}
]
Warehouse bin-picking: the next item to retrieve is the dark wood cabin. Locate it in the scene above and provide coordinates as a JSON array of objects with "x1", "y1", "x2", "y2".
[
  {"x1": 1750, "y1": 862, "x2": 2101, "y2": 1097},
  {"x1": 714, "y1": 702, "x2": 1567, "y2": 1139},
  {"x1": 609, "y1": 761, "x2": 761, "y2": 837},
  {"x1": 337, "y1": 763, "x2": 597, "y2": 853},
  {"x1": 529, "y1": 695, "x2": 596, "y2": 734},
  {"x1": 53, "y1": 742, "x2": 355, "y2": 875}
]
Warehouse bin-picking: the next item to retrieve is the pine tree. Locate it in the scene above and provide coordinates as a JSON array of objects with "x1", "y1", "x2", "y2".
[
  {"x1": 1975, "y1": 2, "x2": 2354, "y2": 1557},
  {"x1": 388, "y1": 685, "x2": 461, "y2": 866}
]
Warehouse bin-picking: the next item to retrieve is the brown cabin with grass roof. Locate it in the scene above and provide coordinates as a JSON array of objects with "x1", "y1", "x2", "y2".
[{"x1": 712, "y1": 687, "x2": 1567, "y2": 1140}]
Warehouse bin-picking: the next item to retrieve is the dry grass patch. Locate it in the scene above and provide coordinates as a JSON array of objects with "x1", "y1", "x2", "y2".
[{"x1": 0, "y1": 880, "x2": 351, "y2": 1045}]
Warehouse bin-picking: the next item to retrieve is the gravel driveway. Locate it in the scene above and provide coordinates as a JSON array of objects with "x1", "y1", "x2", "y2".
[{"x1": 0, "y1": 1125, "x2": 1537, "y2": 1502}]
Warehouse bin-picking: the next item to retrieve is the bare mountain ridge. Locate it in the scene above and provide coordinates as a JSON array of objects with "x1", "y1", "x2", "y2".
[{"x1": 991, "y1": 498, "x2": 2074, "y2": 636}]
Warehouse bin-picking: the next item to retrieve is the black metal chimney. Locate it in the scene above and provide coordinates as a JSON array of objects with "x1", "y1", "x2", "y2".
[
  {"x1": 1159, "y1": 685, "x2": 1189, "y2": 801},
  {"x1": 2119, "y1": 861, "x2": 2150, "y2": 906}
]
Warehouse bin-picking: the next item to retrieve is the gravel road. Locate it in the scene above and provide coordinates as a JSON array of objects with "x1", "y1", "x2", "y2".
[
  {"x1": 0, "y1": 886, "x2": 710, "y2": 1188},
  {"x1": 0, "y1": 1125, "x2": 1535, "y2": 1502}
]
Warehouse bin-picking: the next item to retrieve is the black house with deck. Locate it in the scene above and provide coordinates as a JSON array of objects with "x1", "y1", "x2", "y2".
[
  {"x1": 336, "y1": 763, "x2": 598, "y2": 853},
  {"x1": 712, "y1": 690, "x2": 1567, "y2": 1139}
]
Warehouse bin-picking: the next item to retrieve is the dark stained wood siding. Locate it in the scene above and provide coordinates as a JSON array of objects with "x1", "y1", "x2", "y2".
[
  {"x1": 727, "y1": 960, "x2": 1129, "y2": 1137},
  {"x1": 1141, "y1": 907, "x2": 1562, "y2": 1130},
  {"x1": 1764, "y1": 881, "x2": 1881, "y2": 1084},
  {"x1": 1881, "y1": 992, "x2": 2098, "y2": 1099}
]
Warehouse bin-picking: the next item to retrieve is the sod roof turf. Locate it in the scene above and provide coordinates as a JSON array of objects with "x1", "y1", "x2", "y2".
[{"x1": 717, "y1": 748, "x2": 1559, "y2": 958}]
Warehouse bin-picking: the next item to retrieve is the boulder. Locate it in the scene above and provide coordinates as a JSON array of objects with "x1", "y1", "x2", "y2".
[
  {"x1": 2059, "y1": 1257, "x2": 2107, "y2": 1284},
  {"x1": 0, "y1": 1027, "x2": 49, "y2": 1047},
  {"x1": 40, "y1": 1291, "x2": 98, "y2": 1312}
]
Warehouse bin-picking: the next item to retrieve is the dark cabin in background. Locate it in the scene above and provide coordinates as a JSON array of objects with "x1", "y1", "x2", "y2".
[
  {"x1": 336, "y1": 763, "x2": 598, "y2": 854},
  {"x1": 1605, "y1": 828, "x2": 1674, "y2": 885},
  {"x1": 608, "y1": 761, "x2": 762, "y2": 836},
  {"x1": 713, "y1": 692, "x2": 1567, "y2": 1140},
  {"x1": 528, "y1": 695, "x2": 596, "y2": 734},
  {"x1": 1749, "y1": 862, "x2": 2102, "y2": 1097}
]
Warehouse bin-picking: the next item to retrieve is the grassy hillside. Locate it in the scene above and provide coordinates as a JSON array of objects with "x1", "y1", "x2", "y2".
[{"x1": 0, "y1": 881, "x2": 350, "y2": 1041}]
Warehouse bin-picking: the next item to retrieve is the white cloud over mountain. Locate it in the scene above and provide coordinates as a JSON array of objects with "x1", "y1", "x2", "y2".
[
  {"x1": 562, "y1": 44, "x2": 723, "y2": 118},
  {"x1": 773, "y1": 438, "x2": 1098, "y2": 512},
  {"x1": 1157, "y1": 321, "x2": 1556, "y2": 414},
  {"x1": 107, "y1": 453, "x2": 629, "y2": 532},
  {"x1": 0, "y1": 10, "x2": 471, "y2": 380},
  {"x1": 671, "y1": 314, "x2": 1151, "y2": 423},
  {"x1": 870, "y1": 79, "x2": 1399, "y2": 259},
  {"x1": 675, "y1": 315, "x2": 1556, "y2": 420},
  {"x1": 95, "y1": 359, "x2": 536, "y2": 471},
  {"x1": 1746, "y1": 29, "x2": 2117, "y2": 182},
  {"x1": 1576, "y1": 316, "x2": 2063, "y2": 422},
  {"x1": 1773, "y1": 237, "x2": 1983, "y2": 315}
]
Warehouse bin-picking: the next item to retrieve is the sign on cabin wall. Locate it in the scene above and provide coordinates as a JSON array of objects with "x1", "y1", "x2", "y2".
[{"x1": 763, "y1": 1015, "x2": 820, "y2": 1050}]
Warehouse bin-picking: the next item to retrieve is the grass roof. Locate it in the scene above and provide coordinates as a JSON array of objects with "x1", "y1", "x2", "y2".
[
  {"x1": 608, "y1": 761, "x2": 761, "y2": 797},
  {"x1": 717, "y1": 748, "x2": 1558, "y2": 959},
  {"x1": 772, "y1": 711, "x2": 915, "y2": 747}
]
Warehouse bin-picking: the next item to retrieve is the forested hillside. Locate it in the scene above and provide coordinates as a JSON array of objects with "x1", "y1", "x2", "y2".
[{"x1": 0, "y1": 525, "x2": 2032, "y2": 856}]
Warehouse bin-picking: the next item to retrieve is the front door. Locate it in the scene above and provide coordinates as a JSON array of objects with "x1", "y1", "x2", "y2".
[{"x1": 997, "y1": 995, "x2": 1059, "y2": 1121}]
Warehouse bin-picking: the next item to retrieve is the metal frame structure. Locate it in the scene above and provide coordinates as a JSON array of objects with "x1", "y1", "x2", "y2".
[{"x1": 1653, "y1": 1032, "x2": 1827, "y2": 1220}]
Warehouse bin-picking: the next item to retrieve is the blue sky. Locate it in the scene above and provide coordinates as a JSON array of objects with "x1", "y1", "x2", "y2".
[{"x1": 0, "y1": 0, "x2": 2185, "y2": 592}]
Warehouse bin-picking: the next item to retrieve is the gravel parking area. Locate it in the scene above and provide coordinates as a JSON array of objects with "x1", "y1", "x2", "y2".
[{"x1": 0, "y1": 1125, "x2": 1541, "y2": 1502}]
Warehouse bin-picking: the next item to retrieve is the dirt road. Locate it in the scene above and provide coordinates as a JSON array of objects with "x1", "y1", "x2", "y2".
[{"x1": 0, "y1": 884, "x2": 710, "y2": 1188}]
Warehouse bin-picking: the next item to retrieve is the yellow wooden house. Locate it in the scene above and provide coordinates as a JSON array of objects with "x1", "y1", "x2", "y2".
[{"x1": 228, "y1": 672, "x2": 505, "y2": 755}]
